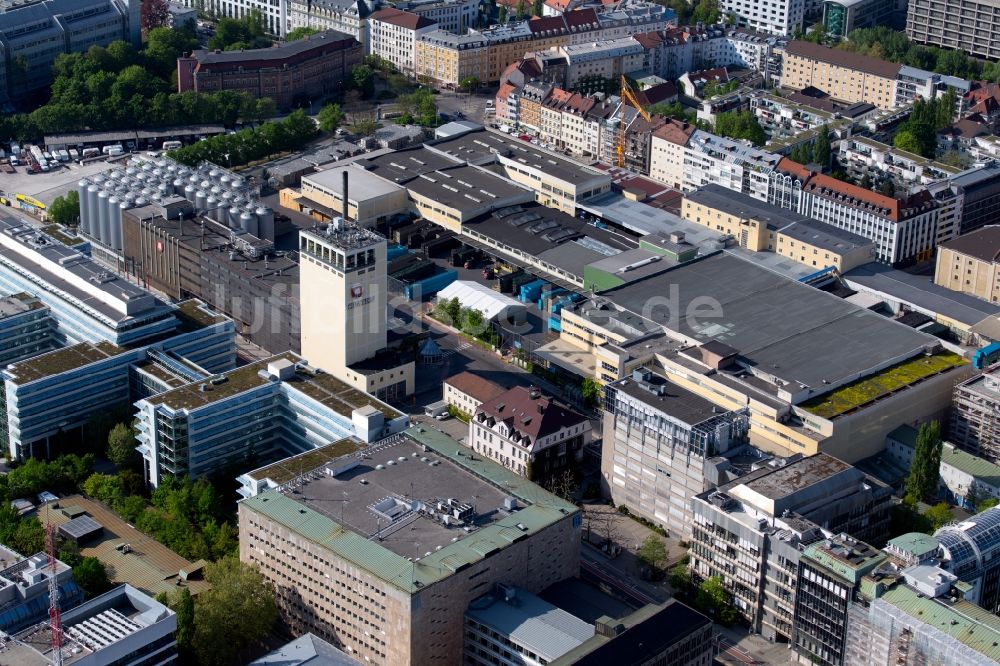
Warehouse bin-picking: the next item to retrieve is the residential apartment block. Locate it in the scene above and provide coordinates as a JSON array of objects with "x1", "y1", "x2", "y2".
[
  {"x1": 394, "y1": 0, "x2": 477, "y2": 33},
  {"x1": 950, "y1": 363, "x2": 1000, "y2": 465},
  {"x1": 690, "y1": 456, "x2": 891, "y2": 639},
  {"x1": 602, "y1": 366, "x2": 753, "y2": 538},
  {"x1": 369, "y1": 8, "x2": 436, "y2": 75},
  {"x1": 682, "y1": 184, "x2": 876, "y2": 272},
  {"x1": 469, "y1": 385, "x2": 590, "y2": 479},
  {"x1": 239, "y1": 426, "x2": 582, "y2": 666},
  {"x1": 0, "y1": 0, "x2": 140, "y2": 104},
  {"x1": 838, "y1": 136, "x2": 963, "y2": 192},
  {"x1": 780, "y1": 40, "x2": 901, "y2": 109},
  {"x1": 907, "y1": 0, "x2": 1000, "y2": 61},
  {"x1": 934, "y1": 225, "x2": 1000, "y2": 304},
  {"x1": 288, "y1": 0, "x2": 374, "y2": 50},
  {"x1": 443, "y1": 371, "x2": 506, "y2": 417},
  {"x1": 722, "y1": 0, "x2": 804, "y2": 35},
  {"x1": 177, "y1": 30, "x2": 362, "y2": 110},
  {"x1": 176, "y1": 0, "x2": 287, "y2": 34}
]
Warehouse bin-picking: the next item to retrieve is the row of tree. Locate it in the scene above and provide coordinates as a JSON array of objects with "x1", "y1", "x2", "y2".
[
  {"x1": 713, "y1": 110, "x2": 767, "y2": 146},
  {"x1": 893, "y1": 91, "x2": 957, "y2": 158},
  {"x1": 841, "y1": 26, "x2": 1000, "y2": 81},
  {"x1": 167, "y1": 109, "x2": 317, "y2": 167},
  {"x1": 82, "y1": 471, "x2": 237, "y2": 562},
  {"x1": 433, "y1": 297, "x2": 501, "y2": 347}
]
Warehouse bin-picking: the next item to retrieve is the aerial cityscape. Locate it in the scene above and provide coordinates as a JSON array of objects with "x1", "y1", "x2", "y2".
[{"x1": 2, "y1": 0, "x2": 1000, "y2": 663}]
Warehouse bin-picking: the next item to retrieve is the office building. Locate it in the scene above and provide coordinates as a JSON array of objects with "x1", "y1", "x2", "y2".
[
  {"x1": 0, "y1": 294, "x2": 57, "y2": 368},
  {"x1": 0, "y1": 0, "x2": 140, "y2": 104},
  {"x1": 722, "y1": 0, "x2": 804, "y2": 35},
  {"x1": 780, "y1": 40, "x2": 901, "y2": 109},
  {"x1": 602, "y1": 366, "x2": 752, "y2": 538},
  {"x1": 822, "y1": 0, "x2": 894, "y2": 37},
  {"x1": 935, "y1": 226, "x2": 1000, "y2": 304},
  {"x1": 288, "y1": 0, "x2": 375, "y2": 51},
  {"x1": 950, "y1": 363, "x2": 1000, "y2": 465},
  {"x1": 443, "y1": 371, "x2": 506, "y2": 417},
  {"x1": 0, "y1": 545, "x2": 84, "y2": 634},
  {"x1": 299, "y1": 220, "x2": 415, "y2": 398},
  {"x1": 368, "y1": 9, "x2": 436, "y2": 75},
  {"x1": 166, "y1": 2, "x2": 196, "y2": 29},
  {"x1": 4, "y1": 584, "x2": 177, "y2": 666},
  {"x1": 951, "y1": 163, "x2": 1000, "y2": 236},
  {"x1": 690, "y1": 455, "x2": 891, "y2": 638},
  {"x1": 844, "y1": 563, "x2": 1000, "y2": 666},
  {"x1": 239, "y1": 426, "x2": 582, "y2": 666},
  {"x1": 465, "y1": 584, "x2": 595, "y2": 666},
  {"x1": 682, "y1": 185, "x2": 876, "y2": 272},
  {"x1": 469, "y1": 385, "x2": 590, "y2": 480},
  {"x1": 907, "y1": 0, "x2": 1000, "y2": 61},
  {"x1": 176, "y1": 31, "x2": 362, "y2": 110},
  {"x1": 793, "y1": 535, "x2": 887, "y2": 665},
  {"x1": 136, "y1": 353, "x2": 408, "y2": 487}
]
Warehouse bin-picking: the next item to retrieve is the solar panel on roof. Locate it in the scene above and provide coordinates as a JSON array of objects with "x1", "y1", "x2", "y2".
[{"x1": 58, "y1": 515, "x2": 102, "y2": 541}]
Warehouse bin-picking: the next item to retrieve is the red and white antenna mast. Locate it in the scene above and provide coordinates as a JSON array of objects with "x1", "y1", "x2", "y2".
[{"x1": 45, "y1": 523, "x2": 63, "y2": 666}]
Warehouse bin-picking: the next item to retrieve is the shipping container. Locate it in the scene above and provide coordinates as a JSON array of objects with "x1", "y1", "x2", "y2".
[
  {"x1": 404, "y1": 269, "x2": 458, "y2": 301},
  {"x1": 518, "y1": 279, "x2": 548, "y2": 303}
]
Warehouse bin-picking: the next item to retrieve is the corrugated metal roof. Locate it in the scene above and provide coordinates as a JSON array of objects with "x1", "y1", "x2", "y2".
[{"x1": 241, "y1": 427, "x2": 578, "y2": 593}]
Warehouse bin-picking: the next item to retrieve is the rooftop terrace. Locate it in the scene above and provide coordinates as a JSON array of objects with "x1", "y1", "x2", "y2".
[{"x1": 245, "y1": 438, "x2": 363, "y2": 485}]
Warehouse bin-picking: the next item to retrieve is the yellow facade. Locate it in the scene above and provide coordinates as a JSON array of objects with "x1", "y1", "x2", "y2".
[
  {"x1": 682, "y1": 198, "x2": 775, "y2": 251},
  {"x1": 781, "y1": 52, "x2": 897, "y2": 109},
  {"x1": 415, "y1": 39, "x2": 487, "y2": 86},
  {"x1": 935, "y1": 244, "x2": 1000, "y2": 304}
]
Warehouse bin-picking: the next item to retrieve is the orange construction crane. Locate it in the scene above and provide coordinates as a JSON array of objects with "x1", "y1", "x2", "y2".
[{"x1": 617, "y1": 74, "x2": 651, "y2": 168}]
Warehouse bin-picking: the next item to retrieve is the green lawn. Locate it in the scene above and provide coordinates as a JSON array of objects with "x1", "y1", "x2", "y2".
[{"x1": 801, "y1": 351, "x2": 967, "y2": 419}]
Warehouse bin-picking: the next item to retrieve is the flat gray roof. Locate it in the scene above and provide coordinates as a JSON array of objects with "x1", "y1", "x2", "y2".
[
  {"x1": 780, "y1": 219, "x2": 874, "y2": 254},
  {"x1": 844, "y1": 263, "x2": 1000, "y2": 326},
  {"x1": 741, "y1": 453, "x2": 857, "y2": 500},
  {"x1": 305, "y1": 165, "x2": 405, "y2": 202},
  {"x1": 611, "y1": 369, "x2": 724, "y2": 425},
  {"x1": 685, "y1": 184, "x2": 809, "y2": 231},
  {"x1": 426, "y1": 129, "x2": 608, "y2": 187},
  {"x1": 604, "y1": 252, "x2": 936, "y2": 392}
]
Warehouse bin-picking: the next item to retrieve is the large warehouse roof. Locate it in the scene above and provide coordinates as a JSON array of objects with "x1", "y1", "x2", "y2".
[{"x1": 437, "y1": 281, "x2": 526, "y2": 321}]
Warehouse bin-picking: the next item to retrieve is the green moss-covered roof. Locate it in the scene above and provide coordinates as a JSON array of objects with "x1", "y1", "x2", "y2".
[{"x1": 801, "y1": 352, "x2": 968, "y2": 419}]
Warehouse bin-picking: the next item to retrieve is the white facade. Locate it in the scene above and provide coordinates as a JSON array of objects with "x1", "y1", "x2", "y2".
[
  {"x1": 369, "y1": 11, "x2": 436, "y2": 74},
  {"x1": 681, "y1": 130, "x2": 781, "y2": 201},
  {"x1": 649, "y1": 129, "x2": 691, "y2": 189},
  {"x1": 722, "y1": 0, "x2": 805, "y2": 35},
  {"x1": 560, "y1": 38, "x2": 645, "y2": 87},
  {"x1": 396, "y1": 0, "x2": 477, "y2": 33},
  {"x1": 188, "y1": 0, "x2": 288, "y2": 35},
  {"x1": 288, "y1": 0, "x2": 371, "y2": 50}
]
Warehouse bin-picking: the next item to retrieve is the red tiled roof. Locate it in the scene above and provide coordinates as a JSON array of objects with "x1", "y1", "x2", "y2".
[
  {"x1": 785, "y1": 40, "x2": 902, "y2": 79},
  {"x1": 651, "y1": 118, "x2": 695, "y2": 146},
  {"x1": 563, "y1": 7, "x2": 598, "y2": 28},
  {"x1": 445, "y1": 372, "x2": 507, "y2": 404},
  {"x1": 803, "y1": 173, "x2": 900, "y2": 221},
  {"x1": 777, "y1": 157, "x2": 812, "y2": 180},
  {"x1": 475, "y1": 386, "x2": 587, "y2": 442},
  {"x1": 369, "y1": 7, "x2": 435, "y2": 30},
  {"x1": 635, "y1": 81, "x2": 678, "y2": 106}
]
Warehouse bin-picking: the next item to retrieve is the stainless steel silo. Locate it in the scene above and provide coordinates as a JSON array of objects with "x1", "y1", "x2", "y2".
[
  {"x1": 97, "y1": 191, "x2": 110, "y2": 243},
  {"x1": 109, "y1": 199, "x2": 123, "y2": 250},
  {"x1": 239, "y1": 210, "x2": 255, "y2": 234},
  {"x1": 183, "y1": 184, "x2": 196, "y2": 202},
  {"x1": 228, "y1": 206, "x2": 240, "y2": 228},
  {"x1": 256, "y1": 206, "x2": 274, "y2": 241},
  {"x1": 195, "y1": 190, "x2": 207, "y2": 211},
  {"x1": 85, "y1": 185, "x2": 100, "y2": 236}
]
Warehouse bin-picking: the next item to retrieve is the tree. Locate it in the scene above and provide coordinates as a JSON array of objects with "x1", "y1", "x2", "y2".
[
  {"x1": 714, "y1": 110, "x2": 766, "y2": 146},
  {"x1": 691, "y1": 0, "x2": 720, "y2": 24},
  {"x1": 191, "y1": 557, "x2": 276, "y2": 666},
  {"x1": 905, "y1": 421, "x2": 942, "y2": 502},
  {"x1": 106, "y1": 422, "x2": 137, "y2": 469},
  {"x1": 285, "y1": 26, "x2": 320, "y2": 41},
  {"x1": 532, "y1": 0, "x2": 544, "y2": 15},
  {"x1": 638, "y1": 535, "x2": 669, "y2": 578},
  {"x1": 515, "y1": 0, "x2": 527, "y2": 19},
  {"x1": 318, "y1": 102, "x2": 346, "y2": 133},
  {"x1": 73, "y1": 557, "x2": 111, "y2": 598},
  {"x1": 979, "y1": 498, "x2": 1000, "y2": 512},
  {"x1": 350, "y1": 118, "x2": 378, "y2": 137},
  {"x1": 172, "y1": 587, "x2": 195, "y2": 658},
  {"x1": 48, "y1": 191, "x2": 80, "y2": 225},
  {"x1": 547, "y1": 469, "x2": 577, "y2": 501},
  {"x1": 695, "y1": 576, "x2": 740, "y2": 625},
  {"x1": 669, "y1": 560, "x2": 691, "y2": 591},
  {"x1": 460, "y1": 76, "x2": 481, "y2": 95},
  {"x1": 140, "y1": 0, "x2": 170, "y2": 34},
  {"x1": 83, "y1": 472, "x2": 125, "y2": 506},
  {"x1": 58, "y1": 540, "x2": 82, "y2": 567},
  {"x1": 352, "y1": 65, "x2": 376, "y2": 99},
  {"x1": 498, "y1": 5, "x2": 508, "y2": 22},
  {"x1": 581, "y1": 378, "x2": 601, "y2": 406},
  {"x1": 924, "y1": 502, "x2": 953, "y2": 530},
  {"x1": 812, "y1": 125, "x2": 831, "y2": 167}
]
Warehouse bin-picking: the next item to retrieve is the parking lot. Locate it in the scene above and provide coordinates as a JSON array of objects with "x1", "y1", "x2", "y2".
[{"x1": 1, "y1": 157, "x2": 126, "y2": 205}]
